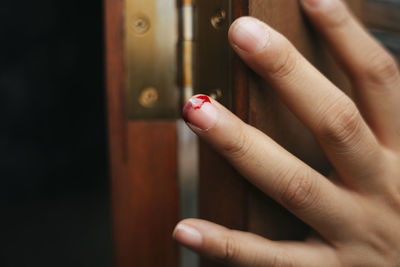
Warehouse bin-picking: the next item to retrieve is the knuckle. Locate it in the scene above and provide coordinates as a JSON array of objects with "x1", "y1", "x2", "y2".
[
  {"x1": 314, "y1": 0, "x2": 350, "y2": 29},
  {"x1": 360, "y1": 49, "x2": 400, "y2": 85},
  {"x1": 269, "y1": 45, "x2": 298, "y2": 79},
  {"x1": 317, "y1": 98, "x2": 362, "y2": 148},
  {"x1": 279, "y1": 168, "x2": 320, "y2": 211},
  {"x1": 221, "y1": 127, "x2": 252, "y2": 161},
  {"x1": 271, "y1": 252, "x2": 294, "y2": 267},
  {"x1": 384, "y1": 177, "x2": 400, "y2": 212},
  {"x1": 387, "y1": 189, "x2": 400, "y2": 213},
  {"x1": 325, "y1": 5, "x2": 350, "y2": 29},
  {"x1": 222, "y1": 233, "x2": 239, "y2": 262}
]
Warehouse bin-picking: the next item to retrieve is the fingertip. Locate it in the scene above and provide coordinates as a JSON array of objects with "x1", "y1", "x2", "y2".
[
  {"x1": 300, "y1": 0, "x2": 347, "y2": 23},
  {"x1": 182, "y1": 95, "x2": 218, "y2": 132},
  {"x1": 172, "y1": 221, "x2": 203, "y2": 249},
  {"x1": 228, "y1": 16, "x2": 270, "y2": 54},
  {"x1": 300, "y1": 0, "x2": 338, "y2": 10},
  {"x1": 300, "y1": 0, "x2": 321, "y2": 8}
]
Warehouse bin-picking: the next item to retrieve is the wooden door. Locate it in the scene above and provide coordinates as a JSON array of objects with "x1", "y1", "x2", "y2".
[
  {"x1": 105, "y1": 0, "x2": 399, "y2": 266},
  {"x1": 105, "y1": 0, "x2": 179, "y2": 266}
]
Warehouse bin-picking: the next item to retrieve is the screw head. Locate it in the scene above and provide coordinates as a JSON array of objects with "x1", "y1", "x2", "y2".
[
  {"x1": 139, "y1": 87, "x2": 159, "y2": 108},
  {"x1": 211, "y1": 9, "x2": 227, "y2": 29},
  {"x1": 131, "y1": 16, "x2": 151, "y2": 35},
  {"x1": 210, "y1": 89, "x2": 223, "y2": 100}
]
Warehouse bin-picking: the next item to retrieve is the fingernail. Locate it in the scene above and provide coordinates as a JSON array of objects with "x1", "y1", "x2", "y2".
[
  {"x1": 230, "y1": 17, "x2": 269, "y2": 54},
  {"x1": 173, "y1": 223, "x2": 203, "y2": 248},
  {"x1": 182, "y1": 95, "x2": 218, "y2": 131},
  {"x1": 301, "y1": 0, "x2": 332, "y2": 8}
]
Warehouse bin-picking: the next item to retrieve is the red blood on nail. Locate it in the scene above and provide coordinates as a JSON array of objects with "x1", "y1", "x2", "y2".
[
  {"x1": 193, "y1": 96, "x2": 211, "y2": 110},
  {"x1": 182, "y1": 95, "x2": 212, "y2": 123}
]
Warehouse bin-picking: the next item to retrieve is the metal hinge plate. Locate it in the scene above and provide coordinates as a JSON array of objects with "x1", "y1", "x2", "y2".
[{"x1": 125, "y1": 0, "x2": 233, "y2": 120}]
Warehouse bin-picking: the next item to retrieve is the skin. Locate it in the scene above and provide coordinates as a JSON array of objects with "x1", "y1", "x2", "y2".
[{"x1": 173, "y1": 0, "x2": 400, "y2": 266}]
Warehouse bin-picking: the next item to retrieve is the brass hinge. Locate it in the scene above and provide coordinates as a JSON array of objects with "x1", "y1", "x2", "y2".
[{"x1": 125, "y1": 0, "x2": 233, "y2": 120}]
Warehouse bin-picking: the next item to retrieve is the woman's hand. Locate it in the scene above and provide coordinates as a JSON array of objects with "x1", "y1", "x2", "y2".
[{"x1": 173, "y1": 0, "x2": 400, "y2": 266}]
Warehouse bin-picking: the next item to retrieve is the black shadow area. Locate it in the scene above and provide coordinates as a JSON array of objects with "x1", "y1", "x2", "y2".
[{"x1": 0, "y1": 0, "x2": 112, "y2": 266}]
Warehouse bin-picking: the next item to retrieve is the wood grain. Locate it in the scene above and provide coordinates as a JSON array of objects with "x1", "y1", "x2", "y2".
[
  {"x1": 105, "y1": 0, "x2": 179, "y2": 266},
  {"x1": 199, "y1": 1, "x2": 249, "y2": 266},
  {"x1": 364, "y1": 0, "x2": 400, "y2": 61},
  {"x1": 364, "y1": 0, "x2": 400, "y2": 33}
]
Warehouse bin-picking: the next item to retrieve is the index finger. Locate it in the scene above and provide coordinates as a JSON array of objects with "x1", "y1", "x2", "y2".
[{"x1": 183, "y1": 95, "x2": 358, "y2": 240}]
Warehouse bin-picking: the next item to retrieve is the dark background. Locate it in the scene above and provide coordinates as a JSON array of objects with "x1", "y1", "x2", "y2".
[{"x1": 0, "y1": 0, "x2": 113, "y2": 266}]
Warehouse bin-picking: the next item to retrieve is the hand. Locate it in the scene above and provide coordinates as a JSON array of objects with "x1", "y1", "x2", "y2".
[{"x1": 173, "y1": 0, "x2": 400, "y2": 266}]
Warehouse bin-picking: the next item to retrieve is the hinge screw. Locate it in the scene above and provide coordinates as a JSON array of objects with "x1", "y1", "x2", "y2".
[
  {"x1": 131, "y1": 16, "x2": 151, "y2": 35},
  {"x1": 210, "y1": 89, "x2": 223, "y2": 100},
  {"x1": 211, "y1": 9, "x2": 227, "y2": 29},
  {"x1": 139, "y1": 87, "x2": 159, "y2": 108}
]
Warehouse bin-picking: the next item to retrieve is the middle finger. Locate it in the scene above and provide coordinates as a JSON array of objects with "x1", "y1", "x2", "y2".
[{"x1": 228, "y1": 17, "x2": 385, "y2": 191}]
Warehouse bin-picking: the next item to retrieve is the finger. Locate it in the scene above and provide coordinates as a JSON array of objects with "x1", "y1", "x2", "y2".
[
  {"x1": 182, "y1": 95, "x2": 360, "y2": 239},
  {"x1": 228, "y1": 17, "x2": 386, "y2": 190},
  {"x1": 173, "y1": 219, "x2": 339, "y2": 267},
  {"x1": 300, "y1": 0, "x2": 400, "y2": 148}
]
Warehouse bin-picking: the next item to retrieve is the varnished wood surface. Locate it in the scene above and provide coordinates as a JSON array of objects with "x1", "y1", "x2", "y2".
[
  {"x1": 105, "y1": 0, "x2": 179, "y2": 266},
  {"x1": 364, "y1": 0, "x2": 400, "y2": 61},
  {"x1": 199, "y1": 141, "x2": 248, "y2": 267},
  {"x1": 364, "y1": 0, "x2": 400, "y2": 33},
  {"x1": 199, "y1": 1, "x2": 249, "y2": 266}
]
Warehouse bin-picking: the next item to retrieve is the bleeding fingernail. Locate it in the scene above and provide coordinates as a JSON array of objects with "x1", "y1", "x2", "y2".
[
  {"x1": 229, "y1": 17, "x2": 269, "y2": 54},
  {"x1": 173, "y1": 223, "x2": 203, "y2": 248},
  {"x1": 182, "y1": 95, "x2": 218, "y2": 131}
]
